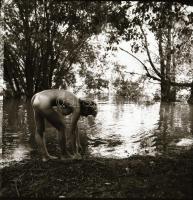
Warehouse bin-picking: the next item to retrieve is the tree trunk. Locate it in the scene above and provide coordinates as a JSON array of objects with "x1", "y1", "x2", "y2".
[
  {"x1": 187, "y1": 84, "x2": 193, "y2": 104},
  {"x1": 170, "y1": 43, "x2": 177, "y2": 102},
  {"x1": 161, "y1": 82, "x2": 171, "y2": 102},
  {"x1": 163, "y1": 2, "x2": 176, "y2": 102},
  {"x1": 25, "y1": 40, "x2": 34, "y2": 98},
  {"x1": 159, "y1": 3, "x2": 177, "y2": 102}
]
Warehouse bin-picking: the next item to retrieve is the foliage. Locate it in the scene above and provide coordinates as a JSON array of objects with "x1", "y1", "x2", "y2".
[
  {"x1": 4, "y1": 1, "x2": 193, "y2": 101},
  {"x1": 84, "y1": 70, "x2": 109, "y2": 95},
  {"x1": 4, "y1": 0, "x2": 110, "y2": 98},
  {"x1": 112, "y1": 64, "x2": 144, "y2": 100},
  {"x1": 113, "y1": 78, "x2": 143, "y2": 100},
  {"x1": 72, "y1": 33, "x2": 111, "y2": 95},
  {"x1": 106, "y1": 1, "x2": 193, "y2": 102}
]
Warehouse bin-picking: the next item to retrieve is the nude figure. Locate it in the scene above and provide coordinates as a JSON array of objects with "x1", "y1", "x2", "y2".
[{"x1": 31, "y1": 89, "x2": 97, "y2": 161}]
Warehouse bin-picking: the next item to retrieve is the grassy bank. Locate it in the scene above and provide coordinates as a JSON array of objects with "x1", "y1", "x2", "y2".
[{"x1": 1, "y1": 148, "x2": 193, "y2": 199}]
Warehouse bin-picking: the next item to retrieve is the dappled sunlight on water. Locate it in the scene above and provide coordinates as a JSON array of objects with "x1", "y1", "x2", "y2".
[
  {"x1": 89, "y1": 102, "x2": 161, "y2": 158},
  {"x1": 1, "y1": 98, "x2": 193, "y2": 164}
]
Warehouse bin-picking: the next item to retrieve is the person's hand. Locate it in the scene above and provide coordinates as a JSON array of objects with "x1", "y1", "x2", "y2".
[{"x1": 61, "y1": 107, "x2": 73, "y2": 115}]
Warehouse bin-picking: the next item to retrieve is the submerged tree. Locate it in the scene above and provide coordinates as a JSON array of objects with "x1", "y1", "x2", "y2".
[{"x1": 106, "y1": 1, "x2": 193, "y2": 103}]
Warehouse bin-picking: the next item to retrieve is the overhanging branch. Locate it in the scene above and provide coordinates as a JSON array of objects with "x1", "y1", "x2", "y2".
[
  {"x1": 120, "y1": 47, "x2": 192, "y2": 88},
  {"x1": 120, "y1": 47, "x2": 161, "y2": 82}
]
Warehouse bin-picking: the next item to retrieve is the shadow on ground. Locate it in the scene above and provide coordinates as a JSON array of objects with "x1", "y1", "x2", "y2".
[{"x1": 1, "y1": 147, "x2": 193, "y2": 199}]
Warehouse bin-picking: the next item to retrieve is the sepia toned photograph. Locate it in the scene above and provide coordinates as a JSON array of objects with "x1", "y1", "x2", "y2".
[{"x1": 0, "y1": 0, "x2": 193, "y2": 199}]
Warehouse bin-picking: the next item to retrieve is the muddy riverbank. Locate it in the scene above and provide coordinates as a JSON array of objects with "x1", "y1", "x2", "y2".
[{"x1": 1, "y1": 148, "x2": 193, "y2": 199}]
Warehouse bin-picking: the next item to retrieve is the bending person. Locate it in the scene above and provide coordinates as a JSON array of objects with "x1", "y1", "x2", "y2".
[{"x1": 31, "y1": 89, "x2": 97, "y2": 161}]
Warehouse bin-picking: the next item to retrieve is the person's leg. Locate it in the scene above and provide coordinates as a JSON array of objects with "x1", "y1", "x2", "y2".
[
  {"x1": 33, "y1": 109, "x2": 57, "y2": 161},
  {"x1": 41, "y1": 108, "x2": 71, "y2": 159},
  {"x1": 72, "y1": 126, "x2": 82, "y2": 159},
  {"x1": 74, "y1": 126, "x2": 82, "y2": 153}
]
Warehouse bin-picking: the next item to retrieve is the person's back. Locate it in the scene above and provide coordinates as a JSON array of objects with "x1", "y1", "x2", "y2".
[{"x1": 32, "y1": 89, "x2": 79, "y2": 108}]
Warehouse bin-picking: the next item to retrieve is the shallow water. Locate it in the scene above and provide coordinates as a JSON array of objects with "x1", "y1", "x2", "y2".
[{"x1": 1, "y1": 98, "x2": 193, "y2": 164}]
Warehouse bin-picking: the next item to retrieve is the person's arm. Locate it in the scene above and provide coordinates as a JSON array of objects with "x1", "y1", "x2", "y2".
[{"x1": 68, "y1": 105, "x2": 80, "y2": 153}]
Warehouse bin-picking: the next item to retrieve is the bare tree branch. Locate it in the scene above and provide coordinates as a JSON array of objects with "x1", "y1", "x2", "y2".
[
  {"x1": 124, "y1": 71, "x2": 143, "y2": 76},
  {"x1": 120, "y1": 47, "x2": 161, "y2": 82},
  {"x1": 139, "y1": 24, "x2": 162, "y2": 78},
  {"x1": 120, "y1": 47, "x2": 192, "y2": 87}
]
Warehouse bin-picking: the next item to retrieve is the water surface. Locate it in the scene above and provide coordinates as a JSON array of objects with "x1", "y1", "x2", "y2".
[{"x1": 1, "y1": 98, "x2": 193, "y2": 164}]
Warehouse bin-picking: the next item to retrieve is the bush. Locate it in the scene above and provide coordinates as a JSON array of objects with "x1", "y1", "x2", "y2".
[{"x1": 113, "y1": 78, "x2": 144, "y2": 100}]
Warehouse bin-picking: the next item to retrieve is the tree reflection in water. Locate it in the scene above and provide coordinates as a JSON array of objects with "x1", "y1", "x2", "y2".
[{"x1": 152, "y1": 102, "x2": 193, "y2": 155}]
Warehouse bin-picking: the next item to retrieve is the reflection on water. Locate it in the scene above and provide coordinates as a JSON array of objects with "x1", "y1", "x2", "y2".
[
  {"x1": 1, "y1": 99, "x2": 35, "y2": 164},
  {"x1": 1, "y1": 98, "x2": 193, "y2": 164},
  {"x1": 89, "y1": 101, "x2": 193, "y2": 158}
]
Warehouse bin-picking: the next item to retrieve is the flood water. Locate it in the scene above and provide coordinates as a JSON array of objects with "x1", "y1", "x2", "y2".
[{"x1": 1, "y1": 97, "x2": 193, "y2": 165}]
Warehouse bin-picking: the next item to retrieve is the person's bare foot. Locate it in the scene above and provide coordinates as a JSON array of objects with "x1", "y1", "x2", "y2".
[
  {"x1": 77, "y1": 145, "x2": 83, "y2": 153},
  {"x1": 72, "y1": 153, "x2": 82, "y2": 160},
  {"x1": 42, "y1": 155, "x2": 58, "y2": 162},
  {"x1": 60, "y1": 152, "x2": 74, "y2": 160}
]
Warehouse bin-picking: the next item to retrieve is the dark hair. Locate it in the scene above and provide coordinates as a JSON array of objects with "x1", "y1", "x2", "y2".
[{"x1": 79, "y1": 99, "x2": 97, "y2": 117}]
